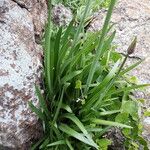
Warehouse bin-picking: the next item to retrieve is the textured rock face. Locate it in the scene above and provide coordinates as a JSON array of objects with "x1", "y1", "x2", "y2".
[
  {"x1": 88, "y1": 0, "x2": 150, "y2": 143},
  {"x1": 0, "y1": 0, "x2": 47, "y2": 149},
  {"x1": 52, "y1": 3, "x2": 73, "y2": 26}
]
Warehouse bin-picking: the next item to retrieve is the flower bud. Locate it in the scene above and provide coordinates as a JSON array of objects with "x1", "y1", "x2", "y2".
[{"x1": 127, "y1": 36, "x2": 137, "y2": 55}]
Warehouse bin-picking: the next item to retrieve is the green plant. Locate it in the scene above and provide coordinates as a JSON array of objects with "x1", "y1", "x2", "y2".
[{"x1": 29, "y1": 0, "x2": 149, "y2": 149}]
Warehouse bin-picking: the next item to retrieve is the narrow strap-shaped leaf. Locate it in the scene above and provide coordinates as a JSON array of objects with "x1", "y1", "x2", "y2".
[
  {"x1": 85, "y1": 0, "x2": 117, "y2": 94},
  {"x1": 99, "y1": 110, "x2": 121, "y2": 116},
  {"x1": 93, "y1": 55, "x2": 129, "y2": 108},
  {"x1": 107, "y1": 84, "x2": 150, "y2": 96},
  {"x1": 65, "y1": 138, "x2": 74, "y2": 150},
  {"x1": 63, "y1": 113, "x2": 88, "y2": 135},
  {"x1": 68, "y1": 35, "x2": 99, "y2": 73},
  {"x1": 89, "y1": 59, "x2": 120, "y2": 95},
  {"x1": 72, "y1": 0, "x2": 91, "y2": 47},
  {"x1": 62, "y1": 113, "x2": 97, "y2": 147},
  {"x1": 61, "y1": 70, "x2": 82, "y2": 84},
  {"x1": 91, "y1": 118, "x2": 132, "y2": 129},
  {"x1": 39, "y1": 137, "x2": 49, "y2": 149},
  {"x1": 119, "y1": 59, "x2": 144, "y2": 76},
  {"x1": 31, "y1": 136, "x2": 46, "y2": 150},
  {"x1": 86, "y1": 128, "x2": 103, "y2": 132},
  {"x1": 61, "y1": 19, "x2": 74, "y2": 45},
  {"x1": 51, "y1": 124, "x2": 62, "y2": 139},
  {"x1": 61, "y1": 103, "x2": 73, "y2": 113},
  {"x1": 82, "y1": 60, "x2": 120, "y2": 112},
  {"x1": 53, "y1": 88, "x2": 64, "y2": 123},
  {"x1": 44, "y1": 0, "x2": 52, "y2": 94},
  {"x1": 28, "y1": 101, "x2": 45, "y2": 121},
  {"x1": 99, "y1": 30, "x2": 116, "y2": 55},
  {"x1": 60, "y1": 43, "x2": 81, "y2": 76},
  {"x1": 57, "y1": 41, "x2": 70, "y2": 71},
  {"x1": 67, "y1": 43, "x2": 81, "y2": 65},
  {"x1": 54, "y1": 27, "x2": 62, "y2": 71},
  {"x1": 35, "y1": 85, "x2": 50, "y2": 118},
  {"x1": 47, "y1": 140, "x2": 66, "y2": 147},
  {"x1": 59, "y1": 124, "x2": 98, "y2": 149}
]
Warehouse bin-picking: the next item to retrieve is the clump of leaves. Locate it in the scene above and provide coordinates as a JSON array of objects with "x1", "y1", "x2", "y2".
[{"x1": 29, "y1": 0, "x2": 149, "y2": 149}]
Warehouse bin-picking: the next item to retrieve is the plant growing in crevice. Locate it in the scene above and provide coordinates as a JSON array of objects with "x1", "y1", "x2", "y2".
[{"x1": 29, "y1": 0, "x2": 149, "y2": 149}]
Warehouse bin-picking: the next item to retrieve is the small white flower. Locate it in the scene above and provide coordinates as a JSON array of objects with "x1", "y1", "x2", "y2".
[{"x1": 76, "y1": 98, "x2": 81, "y2": 102}]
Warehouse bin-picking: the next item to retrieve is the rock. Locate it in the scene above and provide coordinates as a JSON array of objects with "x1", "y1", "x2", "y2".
[
  {"x1": 0, "y1": 0, "x2": 47, "y2": 149},
  {"x1": 88, "y1": 0, "x2": 150, "y2": 59},
  {"x1": 88, "y1": 0, "x2": 150, "y2": 143},
  {"x1": 143, "y1": 117, "x2": 150, "y2": 143},
  {"x1": 52, "y1": 3, "x2": 73, "y2": 26},
  {"x1": 104, "y1": 127, "x2": 125, "y2": 150}
]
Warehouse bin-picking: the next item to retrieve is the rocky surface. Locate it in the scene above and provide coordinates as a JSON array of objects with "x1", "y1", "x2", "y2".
[
  {"x1": 88, "y1": 0, "x2": 150, "y2": 143},
  {"x1": 52, "y1": 3, "x2": 73, "y2": 26},
  {"x1": 0, "y1": 0, "x2": 47, "y2": 149}
]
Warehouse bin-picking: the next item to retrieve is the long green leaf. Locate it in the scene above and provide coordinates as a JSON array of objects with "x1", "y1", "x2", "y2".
[
  {"x1": 82, "y1": 60, "x2": 120, "y2": 112},
  {"x1": 119, "y1": 59, "x2": 144, "y2": 76},
  {"x1": 68, "y1": 33, "x2": 99, "y2": 73},
  {"x1": 28, "y1": 101, "x2": 45, "y2": 121},
  {"x1": 53, "y1": 88, "x2": 64, "y2": 123},
  {"x1": 72, "y1": 0, "x2": 91, "y2": 47},
  {"x1": 107, "y1": 84, "x2": 150, "y2": 96},
  {"x1": 35, "y1": 85, "x2": 50, "y2": 118},
  {"x1": 57, "y1": 41, "x2": 70, "y2": 73},
  {"x1": 61, "y1": 70, "x2": 82, "y2": 84},
  {"x1": 99, "y1": 110, "x2": 121, "y2": 116},
  {"x1": 54, "y1": 27, "x2": 62, "y2": 71},
  {"x1": 44, "y1": 0, "x2": 52, "y2": 94},
  {"x1": 59, "y1": 124, "x2": 98, "y2": 149},
  {"x1": 60, "y1": 43, "x2": 81, "y2": 75},
  {"x1": 100, "y1": 30, "x2": 116, "y2": 56},
  {"x1": 89, "y1": 59, "x2": 120, "y2": 94},
  {"x1": 63, "y1": 113, "x2": 89, "y2": 136},
  {"x1": 47, "y1": 140, "x2": 66, "y2": 147},
  {"x1": 39, "y1": 138, "x2": 49, "y2": 149},
  {"x1": 91, "y1": 118, "x2": 132, "y2": 128},
  {"x1": 31, "y1": 136, "x2": 46, "y2": 150},
  {"x1": 61, "y1": 104, "x2": 73, "y2": 113},
  {"x1": 93, "y1": 55, "x2": 129, "y2": 109},
  {"x1": 85, "y1": 0, "x2": 117, "y2": 94},
  {"x1": 61, "y1": 20, "x2": 74, "y2": 45},
  {"x1": 65, "y1": 139, "x2": 74, "y2": 150}
]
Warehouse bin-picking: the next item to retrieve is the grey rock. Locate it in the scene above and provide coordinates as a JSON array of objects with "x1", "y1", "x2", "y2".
[
  {"x1": 52, "y1": 3, "x2": 73, "y2": 26},
  {"x1": 104, "y1": 127, "x2": 125, "y2": 150},
  {"x1": 0, "y1": 0, "x2": 47, "y2": 149},
  {"x1": 88, "y1": 0, "x2": 150, "y2": 59}
]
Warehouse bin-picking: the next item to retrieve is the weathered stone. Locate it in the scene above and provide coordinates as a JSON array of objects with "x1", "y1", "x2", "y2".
[
  {"x1": 89, "y1": 0, "x2": 150, "y2": 58},
  {"x1": 52, "y1": 3, "x2": 73, "y2": 26},
  {"x1": 88, "y1": 0, "x2": 150, "y2": 143},
  {"x1": 104, "y1": 127, "x2": 125, "y2": 150},
  {"x1": 0, "y1": 0, "x2": 47, "y2": 149}
]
